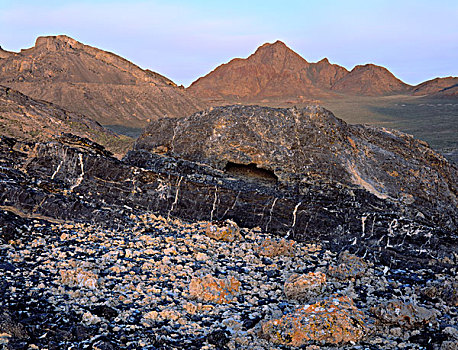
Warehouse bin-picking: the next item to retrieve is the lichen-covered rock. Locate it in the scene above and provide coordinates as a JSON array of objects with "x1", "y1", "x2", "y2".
[
  {"x1": 256, "y1": 237, "x2": 295, "y2": 257},
  {"x1": 284, "y1": 272, "x2": 326, "y2": 301},
  {"x1": 371, "y1": 300, "x2": 438, "y2": 329},
  {"x1": 60, "y1": 268, "x2": 98, "y2": 290},
  {"x1": 189, "y1": 275, "x2": 241, "y2": 304},
  {"x1": 328, "y1": 251, "x2": 368, "y2": 280},
  {"x1": 262, "y1": 295, "x2": 369, "y2": 346},
  {"x1": 205, "y1": 219, "x2": 241, "y2": 242}
]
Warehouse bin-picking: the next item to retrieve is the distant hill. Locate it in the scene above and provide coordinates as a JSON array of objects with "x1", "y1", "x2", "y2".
[
  {"x1": 188, "y1": 41, "x2": 415, "y2": 104},
  {"x1": 0, "y1": 85, "x2": 132, "y2": 156},
  {"x1": 331, "y1": 64, "x2": 410, "y2": 95},
  {"x1": 0, "y1": 35, "x2": 206, "y2": 127},
  {"x1": 412, "y1": 77, "x2": 458, "y2": 97}
]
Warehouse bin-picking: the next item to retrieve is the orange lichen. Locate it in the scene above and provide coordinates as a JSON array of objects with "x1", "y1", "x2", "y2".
[
  {"x1": 205, "y1": 219, "x2": 241, "y2": 242},
  {"x1": 256, "y1": 237, "x2": 295, "y2": 257},
  {"x1": 189, "y1": 274, "x2": 241, "y2": 304},
  {"x1": 328, "y1": 251, "x2": 368, "y2": 281},
  {"x1": 60, "y1": 268, "x2": 98, "y2": 289},
  {"x1": 262, "y1": 295, "x2": 369, "y2": 346}
]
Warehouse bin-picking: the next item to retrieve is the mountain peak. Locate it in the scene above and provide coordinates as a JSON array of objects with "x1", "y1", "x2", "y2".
[
  {"x1": 34, "y1": 35, "x2": 80, "y2": 51},
  {"x1": 254, "y1": 40, "x2": 291, "y2": 54}
]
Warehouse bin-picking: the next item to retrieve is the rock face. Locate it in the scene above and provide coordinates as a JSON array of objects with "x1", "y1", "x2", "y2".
[
  {"x1": 1, "y1": 105, "x2": 456, "y2": 271},
  {"x1": 136, "y1": 105, "x2": 457, "y2": 229},
  {"x1": 0, "y1": 85, "x2": 132, "y2": 156},
  {"x1": 0, "y1": 35, "x2": 206, "y2": 127},
  {"x1": 188, "y1": 41, "x2": 411, "y2": 103}
]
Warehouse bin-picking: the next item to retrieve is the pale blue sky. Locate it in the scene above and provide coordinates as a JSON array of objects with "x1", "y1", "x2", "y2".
[{"x1": 1, "y1": 0, "x2": 457, "y2": 86}]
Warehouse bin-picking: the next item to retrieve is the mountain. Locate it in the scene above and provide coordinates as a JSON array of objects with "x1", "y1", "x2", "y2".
[
  {"x1": 0, "y1": 46, "x2": 14, "y2": 59},
  {"x1": 0, "y1": 85, "x2": 132, "y2": 156},
  {"x1": 331, "y1": 64, "x2": 410, "y2": 95},
  {"x1": 0, "y1": 35, "x2": 206, "y2": 127},
  {"x1": 188, "y1": 41, "x2": 411, "y2": 104},
  {"x1": 412, "y1": 77, "x2": 458, "y2": 97},
  {"x1": 188, "y1": 41, "x2": 331, "y2": 104}
]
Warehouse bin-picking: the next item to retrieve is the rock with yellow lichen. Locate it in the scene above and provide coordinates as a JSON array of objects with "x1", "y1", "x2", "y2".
[
  {"x1": 60, "y1": 268, "x2": 99, "y2": 289},
  {"x1": 284, "y1": 272, "x2": 326, "y2": 301},
  {"x1": 262, "y1": 295, "x2": 370, "y2": 346},
  {"x1": 256, "y1": 237, "x2": 295, "y2": 257},
  {"x1": 205, "y1": 219, "x2": 241, "y2": 242},
  {"x1": 189, "y1": 274, "x2": 241, "y2": 304}
]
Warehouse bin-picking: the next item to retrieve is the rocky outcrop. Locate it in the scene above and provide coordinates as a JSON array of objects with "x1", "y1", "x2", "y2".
[
  {"x1": 1, "y1": 105, "x2": 456, "y2": 270},
  {"x1": 0, "y1": 35, "x2": 206, "y2": 127},
  {"x1": 0, "y1": 85, "x2": 132, "y2": 156},
  {"x1": 136, "y1": 105, "x2": 457, "y2": 229}
]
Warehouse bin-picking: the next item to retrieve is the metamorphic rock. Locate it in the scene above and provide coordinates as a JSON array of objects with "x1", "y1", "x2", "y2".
[{"x1": 0, "y1": 104, "x2": 457, "y2": 349}]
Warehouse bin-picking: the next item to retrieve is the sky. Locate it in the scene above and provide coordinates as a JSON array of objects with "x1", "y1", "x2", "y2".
[{"x1": 0, "y1": 0, "x2": 457, "y2": 87}]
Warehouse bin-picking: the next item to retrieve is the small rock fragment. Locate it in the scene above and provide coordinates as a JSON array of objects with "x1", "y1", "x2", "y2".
[
  {"x1": 284, "y1": 272, "x2": 326, "y2": 301},
  {"x1": 371, "y1": 300, "x2": 438, "y2": 329},
  {"x1": 205, "y1": 220, "x2": 241, "y2": 242},
  {"x1": 328, "y1": 251, "x2": 367, "y2": 280}
]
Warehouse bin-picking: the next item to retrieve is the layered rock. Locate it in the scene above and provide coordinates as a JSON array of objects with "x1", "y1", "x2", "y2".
[
  {"x1": 0, "y1": 35, "x2": 206, "y2": 127},
  {"x1": 0, "y1": 85, "x2": 132, "y2": 156},
  {"x1": 1, "y1": 104, "x2": 456, "y2": 270}
]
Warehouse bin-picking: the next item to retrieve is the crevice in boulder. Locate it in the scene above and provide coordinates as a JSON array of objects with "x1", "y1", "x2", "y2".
[{"x1": 224, "y1": 162, "x2": 278, "y2": 184}]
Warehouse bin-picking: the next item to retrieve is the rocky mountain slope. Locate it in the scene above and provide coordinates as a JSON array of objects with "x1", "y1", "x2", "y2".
[
  {"x1": 412, "y1": 77, "x2": 458, "y2": 95},
  {"x1": 0, "y1": 85, "x2": 132, "y2": 156},
  {"x1": 0, "y1": 35, "x2": 206, "y2": 127},
  {"x1": 331, "y1": 64, "x2": 410, "y2": 95},
  {"x1": 0, "y1": 46, "x2": 14, "y2": 59}
]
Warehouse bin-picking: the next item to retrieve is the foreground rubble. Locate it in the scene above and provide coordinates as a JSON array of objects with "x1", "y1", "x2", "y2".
[{"x1": 1, "y1": 210, "x2": 456, "y2": 349}]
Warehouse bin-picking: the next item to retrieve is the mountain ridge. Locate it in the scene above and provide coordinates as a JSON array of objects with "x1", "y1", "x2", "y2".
[
  {"x1": 0, "y1": 35, "x2": 206, "y2": 127},
  {"x1": 187, "y1": 40, "x2": 429, "y2": 103}
]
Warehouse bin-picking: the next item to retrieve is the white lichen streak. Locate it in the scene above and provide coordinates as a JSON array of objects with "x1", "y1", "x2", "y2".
[
  {"x1": 220, "y1": 190, "x2": 241, "y2": 219},
  {"x1": 265, "y1": 197, "x2": 278, "y2": 231},
  {"x1": 361, "y1": 215, "x2": 367, "y2": 237},
  {"x1": 210, "y1": 186, "x2": 218, "y2": 221},
  {"x1": 291, "y1": 201, "x2": 302, "y2": 228},
  {"x1": 51, "y1": 160, "x2": 63, "y2": 180},
  {"x1": 69, "y1": 154, "x2": 84, "y2": 192},
  {"x1": 168, "y1": 176, "x2": 182, "y2": 219}
]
